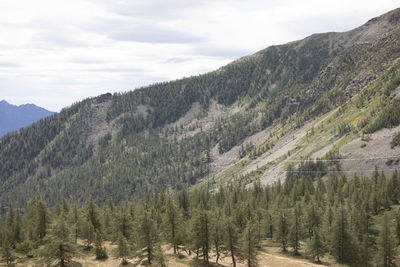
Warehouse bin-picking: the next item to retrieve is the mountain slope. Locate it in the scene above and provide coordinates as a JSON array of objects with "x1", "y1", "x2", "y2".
[
  {"x1": 0, "y1": 100, "x2": 54, "y2": 137},
  {"x1": 0, "y1": 8, "x2": 400, "y2": 208}
]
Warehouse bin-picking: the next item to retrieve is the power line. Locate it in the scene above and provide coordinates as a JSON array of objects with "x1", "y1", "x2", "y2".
[
  {"x1": 278, "y1": 156, "x2": 400, "y2": 162},
  {"x1": 262, "y1": 168, "x2": 399, "y2": 174}
]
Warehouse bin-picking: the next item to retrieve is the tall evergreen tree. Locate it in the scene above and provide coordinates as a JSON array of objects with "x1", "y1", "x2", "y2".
[
  {"x1": 35, "y1": 195, "x2": 49, "y2": 241},
  {"x1": 289, "y1": 204, "x2": 302, "y2": 255},
  {"x1": 239, "y1": 220, "x2": 259, "y2": 267},
  {"x1": 276, "y1": 210, "x2": 289, "y2": 252},
  {"x1": 359, "y1": 234, "x2": 374, "y2": 267},
  {"x1": 137, "y1": 207, "x2": 158, "y2": 265},
  {"x1": 190, "y1": 208, "x2": 211, "y2": 263},
  {"x1": 71, "y1": 203, "x2": 79, "y2": 244},
  {"x1": 164, "y1": 197, "x2": 181, "y2": 254},
  {"x1": 85, "y1": 196, "x2": 101, "y2": 233},
  {"x1": 116, "y1": 232, "x2": 130, "y2": 265},
  {"x1": 211, "y1": 208, "x2": 224, "y2": 264},
  {"x1": 94, "y1": 230, "x2": 108, "y2": 260},
  {"x1": 41, "y1": 213, "x2": 78, "y2": 267},
  {"x1": 329, "y1": 205, "x2": 357, "y2": 265},
  {"x1": 224, "y1": 216, "x2": 239, "y2": 267},
  {"x1": 306, "y1": 226, "x2": 327, "y2": 263},
  {"x1": 1, "y1": 230, "x2": 15, "y2": 267},
  {"x1": 375, "y1": 213, "x2": 397, "y2": 267}
]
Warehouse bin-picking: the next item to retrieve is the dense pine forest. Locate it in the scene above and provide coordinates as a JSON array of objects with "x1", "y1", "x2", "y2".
[
  {"x1": 1, "y1": 168, "x2": 400, "y2": 266},
  {"x1": 1, "y1": 7, "x2": 400, "y2": 267}
]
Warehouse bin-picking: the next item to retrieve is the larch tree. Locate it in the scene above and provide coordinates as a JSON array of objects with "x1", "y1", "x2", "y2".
[
  {"x1": 136, "y1": 207, "x2": 158, "y2": 265},
  {"x1": 239, "y1": 219, "x2": 259, "y2": 267},
  {"x1": 42, "y1": 213, "x2": 78, "y2": 267},
  {"x1": 289, "y1": 204, "x2": 302, "y2": 255},
  {"x1": 35, "y1": 195, "x2": 49, "y2": 241},
  {"x1": 164, "y1": 196, "x2": 181, "y2": 254},
  {"x1": 224, "y1": 216, "x2": 239, "y2": 267},
  {"x1": 329, "y1": 205, "x2": 357, "y2": 265},
  {"x1": 375, "y1": 213, "x2": 397, "y2": 267},
  {"x1": 276, "y1": 210, "x2": 289, "y2": 252},
  {"x1": 1, "y1": 230, "x2": 16, "y2": 267},
  {"x1": 211, "y1": 208, "x2": 224, "y2": 264},
  {"x1": 306, "y1": 226, "x2": 327, "y2": 264},
  {"x1": 116, "y1": 232, "x2": 130, "y2": 265}
]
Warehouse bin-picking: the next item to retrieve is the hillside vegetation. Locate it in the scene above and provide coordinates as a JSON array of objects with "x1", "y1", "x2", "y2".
[
  {"x1": 1, "y1": 168, "x2": 400, "y2": 266},
  {"x1": 0, "y1": 8, "x2": 399, "y2": 211}
]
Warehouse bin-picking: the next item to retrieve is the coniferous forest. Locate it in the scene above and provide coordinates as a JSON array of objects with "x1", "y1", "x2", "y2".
[
  {"x1": 1, "y1": 7, "x2": 400, "y2": 267},
  {"x1": 1, "y1": 169, "x2": 400, "y2": 266}
]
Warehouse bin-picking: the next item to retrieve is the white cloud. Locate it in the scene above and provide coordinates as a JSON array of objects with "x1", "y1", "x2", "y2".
[{"x1": 0, "y1": 0, "x2": 398, "y2": 111}]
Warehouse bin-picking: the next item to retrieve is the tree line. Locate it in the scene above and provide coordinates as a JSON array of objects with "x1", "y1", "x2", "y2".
[{"x1": 1, "y1": 168, "x2": 400, "y2": 266}]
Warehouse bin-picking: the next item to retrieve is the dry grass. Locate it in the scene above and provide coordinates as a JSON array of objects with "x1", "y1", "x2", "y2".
[{"x1": 4, "y1": 240, "x2": 349, "y2": 267}]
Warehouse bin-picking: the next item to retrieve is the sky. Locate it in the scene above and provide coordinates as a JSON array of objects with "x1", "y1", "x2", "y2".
[{"x1": 0, "y1": 0, "x2": 398, "y2": 111}]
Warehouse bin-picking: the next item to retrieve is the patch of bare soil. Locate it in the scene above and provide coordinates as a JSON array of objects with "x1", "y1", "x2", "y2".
[
  {"x1": 10, "y1": 241, "x2": 336, "y2": 267},
  {"x1": 166, "y1": 245, "x2": 327, "y2": 267}
]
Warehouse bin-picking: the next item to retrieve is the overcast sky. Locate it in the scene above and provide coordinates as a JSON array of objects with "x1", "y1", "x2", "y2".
[{"x1": 0, "y1": 0, "x2": 398, "y2": 111}]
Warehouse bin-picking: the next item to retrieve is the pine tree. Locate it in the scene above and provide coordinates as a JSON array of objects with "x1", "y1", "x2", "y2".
[
  {"x1": 276, "y1": 210, "x2": 289, "y2": 252},
  {"x1": 199, "y1": 210, "x2": 210, "y2": 263},
  {"x1": 137, "y1": 207, "x2": 158, "y2": 265},
  {"x1": 375, "y1": 213, "x2": 397, "y2": 267},
  {"x1": 305, "y1": 202, "x2": 320, "y2": 240},
  {"x1": 35, "y1": 195, "x2": 49, "y2": 241},
  {"x1": 224, "y1": 216, "x2": 239, "y2": 267},
  {"x1": 82, "y1": 220, "x2": 95, "y2": 249},
  {"x1": 239, "y1": 220, "x2": 259, "y2": 267},
  {"x1": 1, "y1": 231, "x2": 16, "y2": 267},
  {"x1": 41, "y1": 213, "x2": 78, "y2": 267},
  {"x1": 116, "y1": 210, "x2": 133, "y2": 240},
  {"x1": 164, "y1": 197, "x2": 181, "y2": 254},
  {"x1": 94, "y1": 230, "x2": 108, "y2": 260},
  {"x1": 288, "y1": 204, "x2": 302, "y2": 255},
  {"x1": 263, "y1": 211, "x2": 273, "y2": 238},
  {"x1": 5, "y1": 201, "x2": 20, "y2": 249},
  {"x1": 85, "y1": 196, "x2": 101, "y2": 233},
  {"x1": 190, "y1": 208, "x2": 211, "y2": 263},
  {"x1": 329, "y1": 205, "x2": 356, "y2": 264},
  {"x1": 71, "y1": 203, "x2": 79, "y2": 244},
  {"x1": 153, "y1": 244, "x2": 167, "y2": 267},
  {"x1": 395, "y1": 208, "x2": 400, "y2": 245},
  {"x1": 62, "y1": 197, "x2": 70, "y2": 214},
  {"x1": 116, "y1": 232, "x2": 130, "y2": 265},
  {"x1": 359, "y1": 234, "x2": 374, "y2": 267},
  {"x1": 306, "y1": 226, "x2": 327, "y2": 263},
  {"x1": 211, "y1": 209, "x2": 224, "y2": 264}
]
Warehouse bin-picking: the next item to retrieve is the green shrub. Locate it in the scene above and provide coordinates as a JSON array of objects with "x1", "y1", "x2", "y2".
[
  {"x1": 365, "y1": 100, "x2": 400, "y2": 133},
  {"x1": 391, "y1": 132, "x2": 400, "y2": 148}
]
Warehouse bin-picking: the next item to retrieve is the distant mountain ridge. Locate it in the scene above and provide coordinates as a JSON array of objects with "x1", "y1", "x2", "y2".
[{"x1": 0, "y1": 100, "x2": 54, "y2": 137}]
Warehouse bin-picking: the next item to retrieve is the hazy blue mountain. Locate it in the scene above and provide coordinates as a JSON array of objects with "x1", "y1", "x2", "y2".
[{"x1": 0, "y1": 100, "x2": 54, "y2": 137}]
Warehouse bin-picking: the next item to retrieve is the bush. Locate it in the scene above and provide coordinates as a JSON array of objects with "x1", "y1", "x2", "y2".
[
  {"x1": 95, "y1": 246, "x2": 108, "y2": 260},
  {"x1": 365, "y1": 100, "x2": 400, "y2": 133},
  {"x1": 391, "y1": 132, "x2": 400, "y2": 148},
  {"x1": 15, "y1": 240, "x2": 34, "y2": 257}
]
